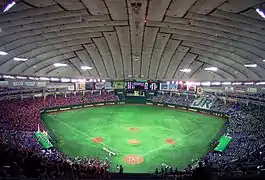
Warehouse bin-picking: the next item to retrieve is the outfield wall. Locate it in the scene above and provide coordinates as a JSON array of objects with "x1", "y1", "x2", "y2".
[{"x1": 40, "y1": 101, "x2": 228, "y2": 118}]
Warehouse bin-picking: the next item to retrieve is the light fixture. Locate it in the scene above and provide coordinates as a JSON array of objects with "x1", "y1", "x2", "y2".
[
  {"x1": 222, "y1": 82, "x2": 231, "y2": 85},
  {"x1": 50, "y1": 77, "x2": 60, "y2": 81},
  {"x1": 16, "y1": 76, "x2": 27, "y2": 79},
  {"x1": 102, "y1": 80, "x2": 106, "y2": 82},
  {"x1": 256, "y1": 82, "x2": 265, "y2": 85},
  {"x1": 78, "y1": 79, "x2": 86, "y2": 82},
  {"x1": 3, "y1": 75, "x2": 14, "y2": 79},
  {"x1": 14, "y1": 57, "x2": 28, "y2": 61},
  {"x1": 201, "y1": 82, "x2": 210, "y2": 86},
  {"x1": 61, "y1": 78, "x2": 70, "y2": 82},
  {"x1": 39, "y1": 77, "x2": 50, "y2": 81},
  {"x1": 0, "y1": 51, "x2": 8, "y2": 55},
  {"x1": 54, "y1": 63, "x2": 67, "y2": 67},
  {"x1": 180, "y1": 69, "x2": 191, "y2": 73},
  {"x1": 232, "y1": 82, "x2": 242, "y2": 85},
  {"x1": 28, "y1": 77, "x2": 39, "y2": 80},
  {"x1": 211, "y1": 82, "x2": 221, "y2": 85},
  {"x1": 71, "y1": 79, "x2": 78, "y2": 83},
  {"x1": 244, "y1": 64, "x2": 257, "y2": 67},
  {"x1": 256, "y1": 8, "x2": 265, "y2": 19},
  {"x1": 81, "y1": 66, "x2": 92, "y2": 70},
  {"x1": 205, "y1": 67, "x2": 218, "y2": 71},
  {"x1": 3, "y1": 1, "x2": 16, "y2": 13},
  {"x1": 244, "y1": 82, "x2": 254, "y2": 85},
  {"x1": 194, "y1": 82, "x2": 201, "y2": 86}
]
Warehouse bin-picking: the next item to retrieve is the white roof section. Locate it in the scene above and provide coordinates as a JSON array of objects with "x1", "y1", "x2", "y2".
[{"x1": 0, "y1": 0, "x2": 265, "y2": 81}]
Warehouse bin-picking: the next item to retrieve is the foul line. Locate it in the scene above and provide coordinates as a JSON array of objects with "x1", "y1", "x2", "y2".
[
  {"x1": 47, "y1": 115, "x2": 124, "y2": 155},
  {"x1": 142, "y1": 127, "x2": 203, "y2": 157}
]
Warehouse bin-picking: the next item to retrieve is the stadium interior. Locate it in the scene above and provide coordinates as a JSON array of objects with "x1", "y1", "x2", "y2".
[{"x1": 1, "y1": 0, "x2": 265, "y2": 179}]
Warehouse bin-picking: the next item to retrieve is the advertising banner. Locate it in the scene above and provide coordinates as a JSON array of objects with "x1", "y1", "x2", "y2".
[
  {"x1": 114, "y1": 81, "x2": 125, "y2": 89},
  {"x1": 25, "y1": 82, "x2": 36, "y2": 87},
  {"x1": 105, "y1": 81, "x2": 114, "y2": 89},
  {"x1": 187, "y1": 85, "x2": 196, "y2": 93},
  {"x1": 169, "y1": 83, "x2": 178, "y2": 91},
  {"x1": 191, "y1": 97, "x2": 216, "y2": 110},
  {"x1": 47, "y1": 83, "x2": 67, "y2": 89},
  {"x1": 95, "y1": 82, "x2": 105, "y2": 90},
  {"x1": 235, "y1": 87, "x2": 246, "y2": 93},
  {"x1": 13, "y1": 82, "x2": 24, "y2": 86},
  {"x1": 247, "y1": 87, "x2": 257, "y2": 93},
  {"x1": 85, "y1": 82, "x2": 95, "y2": 90},
  {"x1": 197, "y1": 87, "x2": 204, "y2": 95},
  {"x1": 68, "y1": 85, "x2": 75, "y2": 91},
  {"x1": 75, "y1": 83, "x2": 86, "y2": 90},
  {"x1": 37, "y1": 82, "x2": 47, "y2": 87},
  {"x1": 224, "y1": 87, "x2": 234, "y2": 92},
  {"x1": 0, "y1": 81, "x2": 8, "y2": 86},
  {"x1": 160, "y1": 83, "x2": 169, "y2": 90}
]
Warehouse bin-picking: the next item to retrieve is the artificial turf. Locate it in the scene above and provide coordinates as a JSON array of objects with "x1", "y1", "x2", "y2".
[{"x1": 43, "y1": 105, "x2": 226, "y2": 173}]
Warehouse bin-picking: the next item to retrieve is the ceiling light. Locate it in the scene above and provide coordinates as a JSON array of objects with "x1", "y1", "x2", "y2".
[
  {"x1": 244, "y1": 64, "x2": 257, "y2": 67},
  {"x1": 205, "y1": 67, "x2": 218, "y2": 71},
  {"x1": 244, "y1": 82, "x2": 254, "y2": 85},
  {"x1": 201, "y1": 82, "x2": 210, "y2": 86},
  {"x1": 71, "y1": 79, "x2": 78, "y2": 83},
  {"x1": 81, "y1": 66, "x2": 92, "y2": 70},
  {"x1": 3, "y1": 1, "x2": 16, "y2": 13},
  {"x1": 61, "y1": 78, "x2": 70, "y2": 82},
  {"x1": 50, "y1": 77, "x2": 60, "y2": 81},
  {"x1": 14, "y1": 57, "x2": 28, "y2": 61},
  {"x1": 39, "y1": 77, "x2": 50, "y2": 81},
  {"x1": 3, "y1": 75, "x2": 14, "y2": 79},
  {"x1": 28, "y1": 77, "x2": 39, "y2": 80},
  {"x1": 256, "y1": 8, "x2": 265, "y2": 19},
  {"x1": 102, "y1": 80, "x2": 106, "y2": 82},
  {"x1": 211, "y1": 82, "x2": 221, "y2": 85},
  {"x1": 16, "y1": 76, "x2": 27, "y2": 79},
  {"x1": 78, "y1": 79, "x2": 86, "y2": 82},
  {"x1": 232, "y1": 82, "x2": 242, "y2": 85},
  {"x1": 180, "y1": 69, "x2": 191, "y2": 73},
  {"x1": 194, "y1": 82, "x2": 201, "y2": 86},
  {"x1": 54, "y1": 63, "x2": 67, "y2": 67},
  {"x1": 0, "y1": 51, "x2": 8, "y2": 55},
  {"x1": 222, "y1": 82, "x2": 231, "y2": 85},
  {"x1": 256, "y1": 82, "x2": 265, "y2": 85}
]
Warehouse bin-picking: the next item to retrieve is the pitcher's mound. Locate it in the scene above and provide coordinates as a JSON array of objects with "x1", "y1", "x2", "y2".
[
  {"x1": 128, "y1": 139, "x2": 141, "y2": 145},
  {"x1": 91, "y1": 136, "x2": 104, "y2": 143},
  {"x1": 128, "y1": 127, "x2": 140, "y2": 132},
  {"x1": 165, "y1": 138, "x2": 176, "y2": 144},
  {"x1": 124, "y1": 155, "x2": 144, "y2": 165}
]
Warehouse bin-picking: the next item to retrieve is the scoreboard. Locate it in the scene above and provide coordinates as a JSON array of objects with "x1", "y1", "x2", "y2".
[{"x1": 126, "y1": 81, "x2": 159, "y2": 90}]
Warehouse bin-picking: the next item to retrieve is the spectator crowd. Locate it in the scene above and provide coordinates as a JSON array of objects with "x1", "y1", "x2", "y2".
[
  {"x1": 1, "y1": 89, "x2": 265, "y2": 179},
  {"x1": 0, "y1": 90, "x2": 118, "y2": 178},
  {"x1": 152, "y1": 93, "x2": 265, "y2": 179}
]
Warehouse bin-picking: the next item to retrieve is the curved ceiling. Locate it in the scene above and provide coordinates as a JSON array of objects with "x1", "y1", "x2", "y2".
[{"x1": 0, "y1": 0, "x2": 265, "y2": 81}]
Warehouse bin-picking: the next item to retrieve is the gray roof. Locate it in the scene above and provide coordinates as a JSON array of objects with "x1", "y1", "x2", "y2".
[{"x1": 0, "y1": 0, "x2": 265, "y2": 81}]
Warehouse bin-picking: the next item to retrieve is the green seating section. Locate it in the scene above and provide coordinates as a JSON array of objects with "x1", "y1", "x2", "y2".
[{"x1": 34, "y1": 131, "x2": 53, "y2": 149}]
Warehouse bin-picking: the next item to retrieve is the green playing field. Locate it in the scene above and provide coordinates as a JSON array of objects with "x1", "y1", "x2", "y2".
[{"x1": 43, "y1": 105, "x2": 226, "y2": 173}]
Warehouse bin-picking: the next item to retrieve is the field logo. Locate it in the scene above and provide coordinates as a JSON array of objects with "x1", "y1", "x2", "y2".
[
  {"x1": 124, "y1": 155, "x2": 144, "y2": 165},
  {"x1": 191, "y1": 97, "x2": 215, "y2": 110}
]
